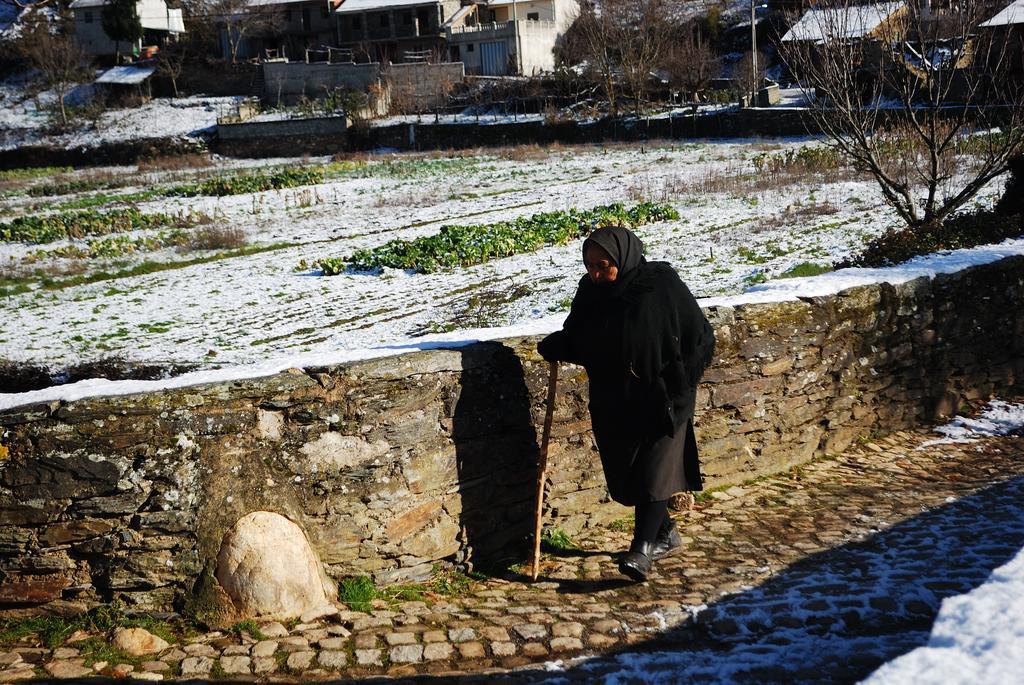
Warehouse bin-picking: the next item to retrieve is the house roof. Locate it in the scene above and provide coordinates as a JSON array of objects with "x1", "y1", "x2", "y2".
[
  {"x1": 781, "y1": 1, "x2": 905, "y2": 43},
  {"x1": 68, "y1": 0, "x2": 108, "y2": 8},
  {"x1": 96, "y1": 65, "x2": 155, "y2": 85},
  {"x1": 334, "y1": 0, "x2": 440, "y2": 13},
  {"x1": 981, "y1": 0, "x2": 1024, "y2": 27}
]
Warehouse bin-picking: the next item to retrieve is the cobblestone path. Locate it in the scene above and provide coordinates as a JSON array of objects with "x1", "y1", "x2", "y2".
[{"x1": 4, "y1": 403, "x2": 1024, "y2": 684}]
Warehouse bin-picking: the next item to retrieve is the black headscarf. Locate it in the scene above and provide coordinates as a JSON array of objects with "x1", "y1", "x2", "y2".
[{"x1": 583, "y1": 227, "x2": 646, "y2": 276}]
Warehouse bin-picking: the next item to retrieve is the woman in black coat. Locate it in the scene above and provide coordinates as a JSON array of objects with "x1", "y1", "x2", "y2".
[{"x1": 538, "y1": 227, "x2": 715, "y2": 581}]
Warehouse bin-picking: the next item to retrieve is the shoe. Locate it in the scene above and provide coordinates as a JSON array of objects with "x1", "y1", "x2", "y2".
[
  {"x1": 651, "y1": 517, "x2": 682, "y2": 560},
  {"x1": 618, "y1": 541, "x2": 654, "y2": 582}
]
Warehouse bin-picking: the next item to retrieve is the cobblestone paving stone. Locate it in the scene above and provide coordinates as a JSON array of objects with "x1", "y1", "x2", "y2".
[{"x1": 4, "y1": 410, "x2": 1024, "y2": 683}]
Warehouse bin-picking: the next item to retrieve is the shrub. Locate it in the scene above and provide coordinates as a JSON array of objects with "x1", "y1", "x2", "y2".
[
  {"x1": 836, "y1": 211, "x2": 1024, "y2": 268},
  {"x1": 178, "y1": 226, "x2": 247, "y2": 252},
  {"x1": 314, "y1": 202, "x2": 679, "y2": 275}
]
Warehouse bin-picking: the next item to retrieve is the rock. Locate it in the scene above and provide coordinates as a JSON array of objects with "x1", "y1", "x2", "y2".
[
  {"x1": 300, "y1": 604, "x2": 338, "y2": 624},
  {"x1": 456, "y1": 642, "x2": 485, "y2": 659},
  {"x1": 64, "y1": 630, "x2": 91, "y2": 644},
  {"x1": 422, "y1": 642, "x2": 453, "y2": 660},
  {"x1": 385, "y1": 632, "x2": 416, "y2": 646},
  {"x1": 44, "y1": 660, "x2": 92, "y2": 679},
  {"x1": 222, "y1": 645, "x2": 250, "y2": 656},
  {"x1": 11, "y1": 649, "x2": 46, "y2": 665},
  {"x1": 277, "y1": 636, "x2": 309, "y2": 653},
  {"x1": 253, "y1": 657, "x2": 277, "y2": 674},
  {"x1": 258, "y1": 621, "x2": 289, "y2": 638},
  {"x1": 0, "y1": 653, "x2": 23, "y2": 667},
  {"x1": 318, "y1": 637, "x2": 346, "y2": 650},
  {"x1": 112, "y1": 627, "x2": 171, "y2": 656},
  {"x1": 513, "y1": 624, "x2": 547, "y2": 640},
  {"x1": 491, "y1": 642, "x2": 517, "y2": 657},
  {"x1": 355, "y1": 649, "x2": 382, "y2": 666},
  {"x1": 159, "y1": 648, "x2": 186, "y2": 663},
  {"x1": 448, "y1": 627, "x2": 476, "y2": 643},
  {"x1": 141, "y1": 661, "x2": 170, "y2": 672},
  {"x1": 220, "y1": 656, "x2": 251, "y2": 674},
  {"x1": 0, "y1": 668, "x2": 35, "y2": 683},
  {"x1": 550, "y1": 637, "x2": 583, "y2": 652},
  {"x1": 129, "y1": 673, "x2": 163, "y2": 681},
  {"x1": 50, "y1": 648, "x2": 78, "y2": 660},
  {"x1": 389, "y1": 645, "x2": 423, "y2": 663},
  {"x1": 521, "y1": 643, "x2": 548, "y2": 657},
  {"x1": 216, "y1": 511, "x2": 333, "y2": 620},
  {"x1": 286, "y1": 651, "x2": 314, "y2": 671},
  {"x1": 317, "y1": 651, "x2": 347, "y2": 669},
  {"x1": 327, "y1": 625, "x2": 351, "y2": 637},
  {"x1": 552, "y1": 622, "x2": 584, "y2": 638},
  {"x1": 111, "y1": 664, "x2": 134, "y2": 676},
  {"x1": 179, "y1": 656, "x2": 213, "y2": 676},
  {"x1": 92, "y1": 661, "x2": 108, "y2": 672},
  {"x1": 182, "y1": 643, "x2": 217, "y2": 658},
  {"x1": 251, "y1": 641, "x2": 278, "y2": 658}
]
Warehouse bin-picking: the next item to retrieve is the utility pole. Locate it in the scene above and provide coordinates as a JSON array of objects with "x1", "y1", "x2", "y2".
[
  {"x1": 750, "y1": 0, "x2": 758, "y2": 105},
  {"x1": 511, "y1": 0, "x2": 522, "y2": 75}
]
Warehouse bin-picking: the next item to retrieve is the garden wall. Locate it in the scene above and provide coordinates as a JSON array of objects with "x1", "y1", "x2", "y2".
[{"x1": 2, "y1": 256, "x2": 1023, "y2": 617}]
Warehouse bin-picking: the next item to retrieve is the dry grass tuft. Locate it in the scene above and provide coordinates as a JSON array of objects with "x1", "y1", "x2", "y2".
[
  {"x1": 137, "y1": 154, "x2": 213, "y2": 173},
  {"x1": 178, "y1": 226, "x2": 247, "y2": 252}
]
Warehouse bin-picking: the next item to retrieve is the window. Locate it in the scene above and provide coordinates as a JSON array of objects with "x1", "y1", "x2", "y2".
[
  {"x1": 321, "y1": 3, "x2": 329, "y2": 18},
  {"x1": 403, "y1": 10, "x2": 412, "y2": 24},
  {"x1": 301, "y1": 7, "x2": 310, "y2": 30},
  {"x1": 467, "y1": 43, "x2": 474, "y2": 52},
  {"x1": 284, "y1": 9, "x2": 292, "y2": 22},
  {"x1": 84, "y1": 10, "x2": 93, "y2": 23},
  {"x1": 379, "y1": 13, "x2": 389, "y2": 27},
  {"x1": 527, "y1": 12, "x2": 539, "y2": 20},
  {"x1": 352, "y1": 16, "x2": 362, "y2": 29}
]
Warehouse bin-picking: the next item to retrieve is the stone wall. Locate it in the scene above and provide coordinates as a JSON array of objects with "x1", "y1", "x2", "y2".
[{"x1": 2, "y1": 256, "x2": 1023, "y2": 617}]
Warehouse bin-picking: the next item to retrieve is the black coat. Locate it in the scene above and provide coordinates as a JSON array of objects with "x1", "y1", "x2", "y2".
[{"x1": 538, "y1": 261, "x2": 715, "y2": 505}]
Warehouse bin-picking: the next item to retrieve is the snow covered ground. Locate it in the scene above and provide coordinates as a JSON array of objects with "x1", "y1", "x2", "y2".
[
  {"x1": 0, "y1": 80, "x2": 241, "y2": 150},
  {"x1": 0, "y1": 138, "x2": 1012, "y2": 387}
]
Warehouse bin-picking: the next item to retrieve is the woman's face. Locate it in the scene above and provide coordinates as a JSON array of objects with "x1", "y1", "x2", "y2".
[{"x1": 584, "y1": 242, "x2": 619, "y2": 284}]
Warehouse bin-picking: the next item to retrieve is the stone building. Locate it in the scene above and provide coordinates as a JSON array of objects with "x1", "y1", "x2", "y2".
[
  {"x1": 444, "y1": 0, "x2": 579, "y2": 75},
  {"x1": 331, "y1": 0, "x2": 461, "y2": 63},
  {"x1": 217, "y1": 0, "x2": 338, "y2": 62},
  {"x1": 69, "y1": 0, "x2": 185, "y2": 57}
]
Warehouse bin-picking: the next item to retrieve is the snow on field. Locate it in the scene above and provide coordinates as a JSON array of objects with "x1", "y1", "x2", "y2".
[
  {"x1": 0, "y1": 82, "x2": 241, "y2": 150},
  {"x1": 0, "y1": 139, "x2": 1013, "y2": 406}
]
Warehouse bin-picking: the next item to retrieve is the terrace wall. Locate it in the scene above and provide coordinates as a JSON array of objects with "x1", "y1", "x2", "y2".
[{"x1": 2, "y1": 256, "x2": 1023, "y2": 616}]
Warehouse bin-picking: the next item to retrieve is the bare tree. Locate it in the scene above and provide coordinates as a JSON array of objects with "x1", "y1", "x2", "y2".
[
  {"x1": 782, "y1": 0, "x2": 1024, "y2": 231},
  {"x1": 664, "y1": 26, "x2": 720, "y2": 101},
  {"x1": 15, "y1": 13, "x2": 90, "y2": 126},
  {"x1": 570, "y1": 0, "x2": 671, "y2": 116},
  {"x1": 156, "y1": 40, "x2": 188, "y2": 96},
  {"x1": 209, "y1": 0, "x2": 284, "y2": 63},
  {"x1": 732, "y1": 49, "x2": 767, "y2": 102}
]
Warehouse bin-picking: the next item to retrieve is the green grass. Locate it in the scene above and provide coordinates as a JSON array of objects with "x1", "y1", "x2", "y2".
[
  {"x1": 228, "y1": 620, "x2": 267, "y2": 641},
  {"x1": 608, "y1": 516, "x2": 635, "y2": 533},
  {"x1": 337, "y1": 568, "x2": 482, "y2": 612},
  {"x1": 0, "y1": 604, "x2": 178, "y2": 650},
  {"x1": 779, "y1": 262, "x2": 833, "y2": 279},
  {"x1": 541, "y1": 528, "x2": 580, "y2": 552}
]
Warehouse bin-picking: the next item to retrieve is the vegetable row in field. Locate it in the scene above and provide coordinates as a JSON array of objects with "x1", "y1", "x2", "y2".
[
  {"x1": 312, "y1": 202, "x2": 679, "y2": 275},
  {"x1": 0, "y1": 208, "x2": 209, "y2": 244},
  {"x1": 164, "y1": 168, "x2": 325, "y2": 197}
]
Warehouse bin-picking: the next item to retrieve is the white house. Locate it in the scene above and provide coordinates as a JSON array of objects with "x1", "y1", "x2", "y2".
[
  {"x1": 444, "y1": 0, "x2": 578, "y2": 76},
  {"x1": 69, "y1": 0, "x2": 185, "y2": 57}
]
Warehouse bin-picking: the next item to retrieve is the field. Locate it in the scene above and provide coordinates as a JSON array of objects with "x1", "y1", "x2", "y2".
[{"x1": 0, "y1": 139, "x2": 1006, "y2": 375}]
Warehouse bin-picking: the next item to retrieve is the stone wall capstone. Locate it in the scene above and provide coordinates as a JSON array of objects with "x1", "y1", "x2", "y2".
[{"x1": 1, "y1": 256, "x2": 1023, "y2": 617}]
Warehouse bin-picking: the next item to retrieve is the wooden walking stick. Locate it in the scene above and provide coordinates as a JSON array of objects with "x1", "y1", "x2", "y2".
[{"x1": 530, "y1": 361, "x2": 559, "y2": 581}]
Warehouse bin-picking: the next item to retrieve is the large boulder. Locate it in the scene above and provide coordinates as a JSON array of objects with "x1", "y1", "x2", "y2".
[
  {"x1": 111, "y1": 627, "x2": 170, "y2": 656},
  {"x1": 215, "y1": 511, "x2": 335, "y2": 620}
]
